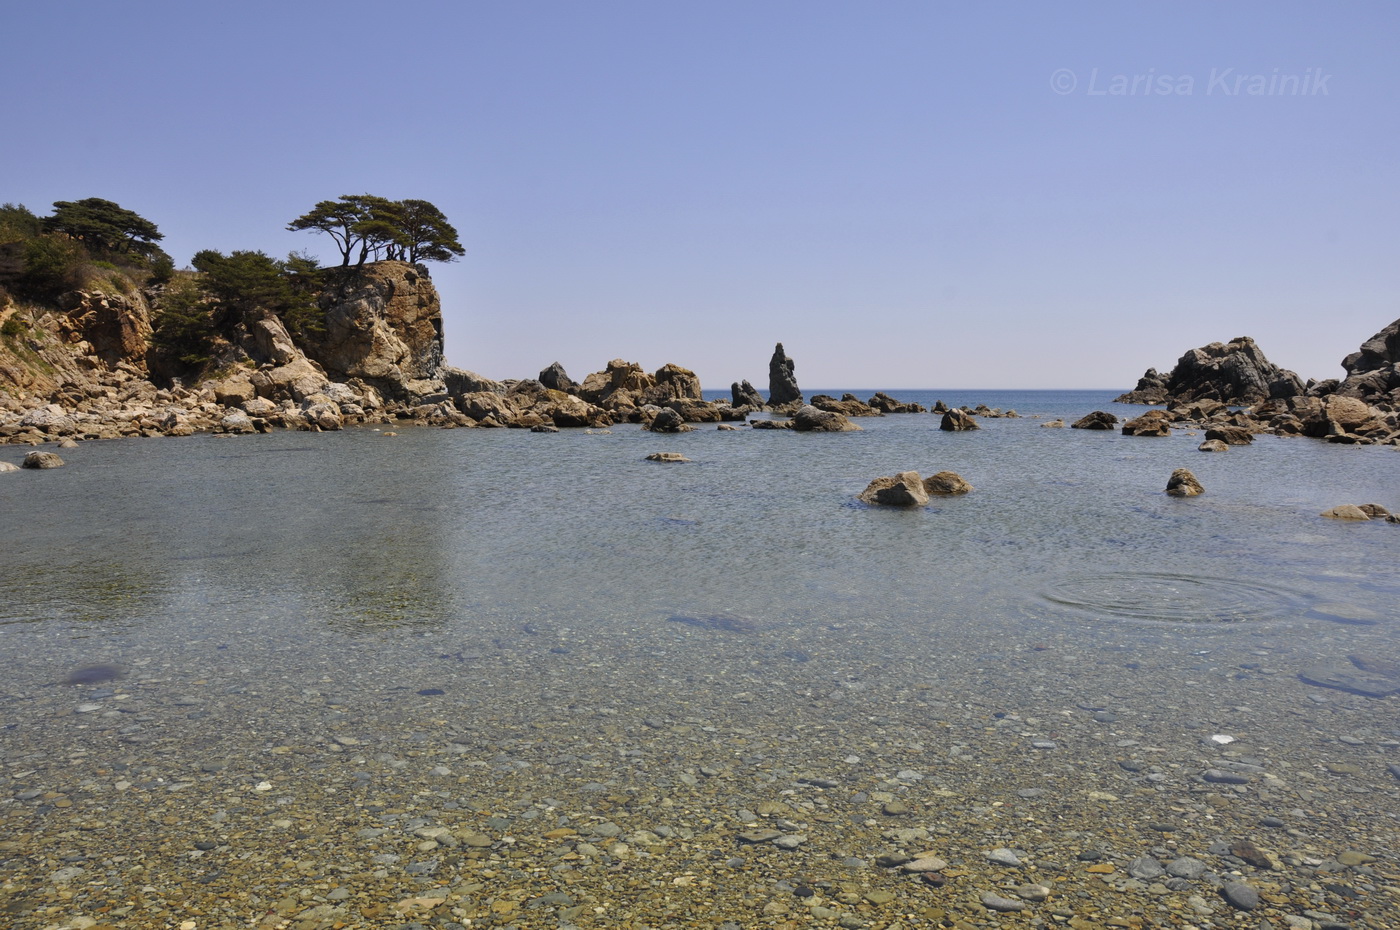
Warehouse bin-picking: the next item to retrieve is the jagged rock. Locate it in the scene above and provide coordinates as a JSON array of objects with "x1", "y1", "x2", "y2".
[
  {"x1": 1133, "y1": 337, "x2": 1304, "y2": 406},
  {"x1": 1205, "y1": 425, "x2": 1254, "y2": 445},
  {"x1": 731, "y1": 380, "x2": 764, "y2": 408},
  {"x1": 645, "y1": 452, "x2": 690, "y2": 463},
  {"x1": 1198, "y1": 439, "x2": 1229, "y2": 452},
  {"x1": 1321, "y1": 505, "x2": 1370, "y2": 521},
  {"x1": 1122, "y1": 411, "x2": 1172, "y2": 436},
  {"x1": 648, "y1": 408, "x2": 692, "y2": 433},
  {"x1": 768, "y1": 343, "x2": 802, "y2": 406},
  {"x1": 21, "y1": 450, "x2": 64, "y2": 469},
  {"x1": 308, "y1": 261, "x2": 444, "y2": 397},
  {"x1": 924, "y1": 471, "x2": 973, "y2": 495},
  {"x1": 442, "y1": 366, "x2": 504, "y2": 396},
  {"x1": 940, "y1": 408, "x2": 979, "y2": 431},
  {"x1": 792, "y1": 405, "x2": 860, "y2": 432},
  {"x1": 538, "y1": 361, "x2": 579, "y2": 394},
  {"x1": 648, "y1": 363, "x2": 702, "y2": 402},
  {"x1": 1114, "y1": 368, "x2": 1168, "y2": 405},
  {"x1": 1334, "y1": 316, "x2": 1400, "y2": 403},
  {"x1": 247, "y1": 308, "x2": 300, "y2": 366},
  {"x1": 859, "y1": 471, "x2": 930, "y2": 507},
  {"x1": 810, "y1": 394, "x2": 881, "y2": 417},
  {"x1": 57, "y1": 290, "x2": 152, "y2": 371},
  {"x1": 579, "y1": 359, "x2": 655, "y2": 409},
  {"x1": 1165, "y1": 468, "x2": 1204, "y2": 497},
  {"x1": 1072, "y1": 411, "x2": 1117, "y2": 430},
  {"x1": 867, "y1": 392, "x2": 925, "y2": 413}
]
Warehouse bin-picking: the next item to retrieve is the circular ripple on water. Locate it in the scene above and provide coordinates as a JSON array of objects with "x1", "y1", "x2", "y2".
[{"x1": 1042, "y1": 572, "x2": 1304, "y2": 625}]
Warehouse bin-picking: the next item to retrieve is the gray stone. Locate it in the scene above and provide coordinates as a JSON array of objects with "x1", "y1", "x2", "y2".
[
  {"x1": 1221, "y1": 880, "x2": 1260, "y2": 910},
  {"x1": 980, "y1": 892, "x2": 1025, "y2": 912},
  {"x1": 768, "y1": 343, "x2": 802, "y2": 406},
  {"x1": 21, "y1": 451, "x2": 65, "y2": 469}
]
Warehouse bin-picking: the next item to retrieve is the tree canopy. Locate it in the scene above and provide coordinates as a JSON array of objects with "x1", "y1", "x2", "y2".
[
  {"x1": 45, "y1": 198, "x2": 164, "y2": 256},
  {"x1": 287, "y1": 195, "x2": 464, "y2": 267}
]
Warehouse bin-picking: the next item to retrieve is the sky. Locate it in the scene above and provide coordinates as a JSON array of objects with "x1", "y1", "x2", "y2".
[{"x1": 6, "y1": 1, "x2": 1398, "y2": 390}]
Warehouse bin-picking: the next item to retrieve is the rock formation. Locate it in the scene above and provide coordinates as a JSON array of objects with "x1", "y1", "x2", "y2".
[
  {"x1": 1122, "y1": 411, "x2": 1172, "y2": 436},
  {"x1": 867, "y1": 392, "x2": 926, "y2": 413},
  {"x1": 1117, "y1": 337, "x2": 1303, "y2": 406},
  {"x1": 940, "y1": 409, "x2": 979, "y2": 432},
  {"x1": 1165, "y1": 468, "x2": 1204, "y2": 497},
  {"x1": 538, "y1": 361, "x2": 578, "y2": 394},
  {"x1": 923, "y1": 471, "x2": 973, "y2": 495},
  {"x1": 859, "y1": 471, "x2": 930, "y2": 507},
  {"x1": 810, "y1": 393, "x2": 882, "y2": 417},
  {"x1": 731, "y1": 379, "x2": 764, "y2": 408},
  {"x1": 768, "y1": 343, "x2": 802, "y2": 406},
  {"x1": 1330, "y1": 316, "x2": 1400, "y2": 404},
  {"x1": 791, "y1": 405, "x2": 860, "y2": 432},
  {"x1": 1072, "y1": 411, "x2": 1117, "y2": 430}
]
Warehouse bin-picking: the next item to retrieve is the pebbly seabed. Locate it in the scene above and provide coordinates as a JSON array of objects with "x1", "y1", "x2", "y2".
[{"x1": 2, "y1": 392, "x2": 1399, "y2": 930}]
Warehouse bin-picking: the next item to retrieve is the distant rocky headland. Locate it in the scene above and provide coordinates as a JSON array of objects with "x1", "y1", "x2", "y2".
[{"x1": 1, "y1": 197, "x2": 1397, "y2": 447}]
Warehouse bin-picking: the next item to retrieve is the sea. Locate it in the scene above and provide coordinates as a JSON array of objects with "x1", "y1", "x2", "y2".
[{"x1": 1, "y1": 388, "x2": 1397, "y2": 925}]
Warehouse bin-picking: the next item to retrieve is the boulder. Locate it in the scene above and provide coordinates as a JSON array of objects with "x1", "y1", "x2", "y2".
[
  {"x1": 1114, "y1": 368, "x2": 1168, "y2": 405},
  {"x1": 1165, "y1": 468, "x2": 1204, "y2": 497},
  {"x1": 1205, "y1": 425, "x2": 1254, "y2": 445},
  {"x1": 1041, "y1": 419, "x2": 1065, "y2": 428},
  {"x1": 1333, "y1": 317, "x2": 1400, "y2": 403},
  {"x1": 1321, "y1": 505, "x2": 1370, "y2": 521},
  {"x1": 923, "y1": 471, "x2": 973, "y2": 495},
  {"x1": 750, "y1": 419, "x2": 792, "y2": 430},
  {"x1": 1198, "y1": 439, "x2": 1229, "y2": 452},
  {"x1": 645, "y1": 452, "x2": 691, "y2": 463},
  {"x1": 859, "y1": 471, "x2": 930, "y2": 507},
  {"x1": 213, "y1": 377, "x2": 257, "y2": 407},
  {"x1": 791, "y1": 405, "x2": 860, "y2": 432},
  {"x1": 867, "y1": 392, "x2": 926, "y2": 414},
  {"x1": 667, "y1": 399, "x2": 723, "y2": 423},
  {"x1": 1072, "y1": 411, "x2": 1117, "y2": 430},
  {"x1": 247, "y1": 308, "x2": 300, "y2": 365},
  {"x1": 768, "y1": 343, "x2": 802, "y2": 406},
  {"x1": 940, "y1": 408, "x2": 979, "y2": 431},
  {"x1": 1122, "y1": 411, "x2": 1172, "y2": 437},
  {"x1": 20, "y1": 451, "x2": 64, "y2": 469},
  {"x1": 1358, "y1": 503, "x2": 1392, "y2": 519},
  {"x1": 579, "y1": 359, "x2": 655, "y2": 408},
  {"x1": 0, "y1": 461, "x2": 19, "y2": 473},
  {"x1": 538, "y1": 361, "x2": 579, "y2": 394},
  {"x1": 19, "y1": 404, "x2": 77, "y2": 435},
  {"x1": 649, "y1": 363, "x2": 702, "y2": 402},
  {"x1": 443, "y1": 366, "x2": 505, "y2": 396},
  {"x1": 1141, "y1": 337, "x2": 1304, "y2": 406},
  {"x1": 811, "y1": 393, "x2": 881, "y2": 417},
  {"x1": 219, "y1": 411, "x2": 256, "y2": 434},
  {"x1": 303, "y1": 401, "x2": 343, "y2": 431},
  {"x1": 731, "y1": 379, "x2": 764, "y2": 408},
  {"x1": 454, "y1": 391, "x2": 515, "y2": 426},
  {"x1": 648, "y1": 408, "x2": 692, "y2": 433}
]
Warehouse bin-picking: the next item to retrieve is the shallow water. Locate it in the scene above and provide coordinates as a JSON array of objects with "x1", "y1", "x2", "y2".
[{"x1": 2, "y1": 390, "x2": 1398, "y2": 927}]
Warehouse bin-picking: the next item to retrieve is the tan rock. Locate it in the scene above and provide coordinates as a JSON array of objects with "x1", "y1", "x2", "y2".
[
  {"x1": 859, "y1": 471, "x2": 930, "y2": 506},
  {"x1": 924, "y1": 471, "x2": 973, "y2": 495},
  {"x1": 1165, "y1": 468, "x2": 1204, "y2": 496}
]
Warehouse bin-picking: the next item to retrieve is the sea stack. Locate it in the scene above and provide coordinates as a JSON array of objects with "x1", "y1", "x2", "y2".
[{"x1": 768, "y1": 343, "x2": 802, "y2": 406}]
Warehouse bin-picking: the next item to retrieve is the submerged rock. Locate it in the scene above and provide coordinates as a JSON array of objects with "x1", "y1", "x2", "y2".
[
  {"x1": 1320, "y1": 504, "x2": 1370, "y2": 521},
  {"x1": 859, "y1": 471, "x2": 930, "y2": 507},
  {"x1": 645, "y1": 452, "x2": 691, "y2": 463},
  {"x1": 1165, "y1": 468, "x2": 1204, "y2": 497}
]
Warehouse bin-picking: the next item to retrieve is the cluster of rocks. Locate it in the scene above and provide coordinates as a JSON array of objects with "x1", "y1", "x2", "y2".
[
  {"x1": 858, "y1": 470, "x2": 974, "y2": 506},
  {"x1": 1115, "y1": 322, "x2": 1400, "y2": 445},
  {"x1": 1320, "y1": 502, "x2": 1400, "y2": 523}
]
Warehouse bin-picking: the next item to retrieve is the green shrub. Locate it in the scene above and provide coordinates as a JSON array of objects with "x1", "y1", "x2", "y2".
[
  {"x1": 18, "y1": 235, "x2": 87, "y2": 300},
  {"x1": 2, "y1": 316, "x2": 25, "y2": 338}
]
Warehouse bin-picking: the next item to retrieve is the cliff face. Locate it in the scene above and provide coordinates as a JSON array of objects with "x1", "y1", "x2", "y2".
[
  {"x1": 0, "y1": 289, "x2": 153, "y2": 400},
  {"x1": 307, "y1": 261, "x2": 445, "y2": 398},
  {"x1": 1330, "y1": 316, "x2": 1400, "y2": 404}
]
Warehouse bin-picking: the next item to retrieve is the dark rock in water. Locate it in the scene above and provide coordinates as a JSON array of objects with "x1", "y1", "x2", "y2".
[
  {"x1": 867, "y1": 392, "x2": 925, "y2": 413},
  {"x1": 750, "y1": 418, "x2": 793, "y2": 430},
  {"x1": 1120, "y1": 336, "x2": 1304, "y2": 407},
  {"x1": 66, "y1": 664, "x2": 123, "y2": 685},
  {"x1": 792, "y1": 405, "x2": 861, "y2": 432},
  {"x1": 1122, "y1": 411, "x2": 1172, "y2": 436},
  {"x1": 768, "y1": 343, "x2": 803, "y2": 406},
  {"x1": 648, "y1": 408, "x2": 692, "y2": 433},
  {"x1": 940, "y1": 408, "x2": 979, "y2": 432},
  {"x1": 1205, "y1": 425, "x2": 1254, "y2": 445},
  {"x1": 1115, "y1": 367, "x2": 1169, "y2": 404},
  {"x1": 1071, "y1": 411, "x2": 1117, "y2": 430},
  {"x1": 667, "y1": 613, "x2": 758, "y2": 633},
  {"x1": 810, "y1": 394, "x2": 882, "y2": 417},
  {"x1": 731, "y1": 379, "x2": 764, "y2": 409},
  {"x1": 1298, "y1": 663, "x2": 1400, "y2": 698},
  {"x1": 1165, "y1": 468, "x2": 1204, "y2": 497},
  {"x1": 924, "y1": 471, "x2": 973, "y2": 495},
  {"x1": 538, "y1": 361, "x2": 579, "y2": 394},
  {"x1": 858, "y1": 471, "x2": 930, "y2": 507}
]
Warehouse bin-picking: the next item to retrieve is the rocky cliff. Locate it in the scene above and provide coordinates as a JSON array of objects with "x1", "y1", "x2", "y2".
[{"x1": 1321, "y1": 316, "x2": 1400, "y2": 404}]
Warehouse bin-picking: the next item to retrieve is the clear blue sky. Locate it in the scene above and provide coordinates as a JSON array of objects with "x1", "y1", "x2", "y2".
[{"x1": 6, "y1": 1, "x2": 1397, "y2": 389}]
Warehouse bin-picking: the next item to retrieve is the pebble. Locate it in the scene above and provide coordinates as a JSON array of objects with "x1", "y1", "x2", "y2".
[
  {"x1": 1202, "y1": 768, "x2": 1250, "y2": 784},
  {"x1": 986, "y1": 847, "x2": 1022, "y2": 866},
  {"x1": 1030, "y1": 740, "x2": 1058, "y2": 750},
  {"x1": 1222, "y1": 880, "x2": 1261, "y2": 910},
  {"x1": 1127, "y1": 856, "x2": 1164, "y2": 880},
  {"x1": 900, "y1": 856, "x2": 948, "y2": 873},
  {"x1": 1166, "y1": 857, "x2": 1207, "y2": 880},
  {"x1": 981, "y1": 891, "x2": 1026, "y2": 912}
]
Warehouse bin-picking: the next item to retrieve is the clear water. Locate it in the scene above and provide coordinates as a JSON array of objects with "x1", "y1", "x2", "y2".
[{"x1": 2, "y1": 390, "x2": 1399, "y2": 923}]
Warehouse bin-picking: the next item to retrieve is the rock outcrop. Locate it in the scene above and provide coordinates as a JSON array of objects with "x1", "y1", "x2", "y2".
[
  {"x1": 1118, "y1": 337, "x2": 1304, "y2": 407},
  {"x1": 731, "y1": 379, "x2": 764, "y2": 409},
  {"x1": 791, "y1": 405, "x2": 860, "y2": 432},
  {"x1": 307, "y1": 261, "x2": 445, "y2": 398},
  {"x1": 768, "y1": 343, "x2": 802, "y2": 406},
  {"x1": 1072, "y1": 411, "x2": 1117, "y2": 430},
  {"x1": 1122, "y1": 410, "x2": 1172, "y2": 436},
  {"x1": 859, "y1": 471, "x2": 930, "y2": 507},
  {"x1": 810, "y1": 393, "x2": 882, "y2": 417},
  {"x1": 867, "y1": 392, "x2": 926, "y2": 414},
  {"x1": 538, "y1": 361, "x2": 578, "y2": 394},
  {"x1": 939, "y1": 409, "x2": 979, "y2": 432},
  {"x1": 1331, "y1": 317, "x2": 1400, "y2": 404},
  {"x1": 1165, "y1": 468, "x2": 1204, "y2": 497}
]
